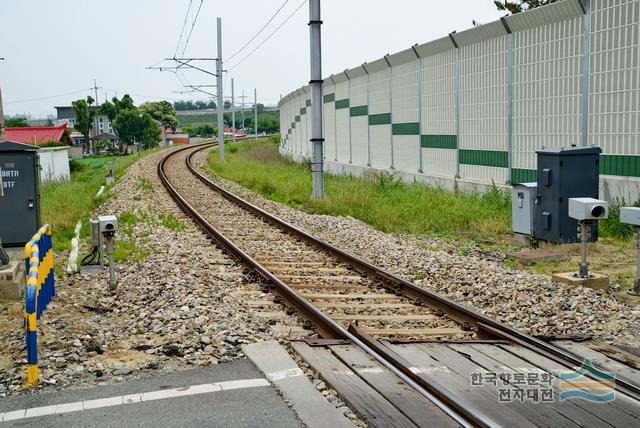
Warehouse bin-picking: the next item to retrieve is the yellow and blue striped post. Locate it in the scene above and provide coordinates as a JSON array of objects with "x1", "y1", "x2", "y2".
[{"x1": 23, "y1": 225, "x2": 55, "y2": 386}]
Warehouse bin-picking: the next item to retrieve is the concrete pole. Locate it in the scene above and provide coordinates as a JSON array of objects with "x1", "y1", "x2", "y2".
[
  {"x1": 0, "y1": 87, "x2": 5, "y2": 141},
  {"x1": 231, "y1": 78, "x2": 236, "y2": 144},
  {"x1": 254, "y1": 88, "x2": 258, "y2": 140},
  {"x1": 241, "y1": 91, "x2": 245, "y2": 130},
  {"x1": 216, "y1": 17, "x2": 225, "y2": 162},
  {"x1": 309, "y1": 0, "x2": 324, "y2": 199}
]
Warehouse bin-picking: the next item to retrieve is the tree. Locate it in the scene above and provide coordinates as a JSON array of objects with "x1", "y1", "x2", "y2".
[
  {"x1": 139, "y1": 101, "x2": 178, "y2": 131},
  {"x1": 113, "y1": 110, "x2": 160, "y2": 151},
  {"x1": 5, "y1": 117, "x2": 29, "y2": 127},
  {"x1": 72, "y1": 96, "x2": 96, "y2": 154},
  {"x1": 257, "y1": 115, "x2": 280, "y2": 134},
  {"x1": 494, "y1": 0, "x2": 558, "y2": 14}
]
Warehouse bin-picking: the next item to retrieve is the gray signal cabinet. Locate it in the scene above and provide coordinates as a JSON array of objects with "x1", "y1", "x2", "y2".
[
  {"x1": 512, "y1": 182, "x2": 537, "y2": 236},
  {"x1": 0, "y1": 141, "x2": 41, "y2": 247},
  {"x1": 535, "y1": 146, "x2": 601, "y2": 244}
]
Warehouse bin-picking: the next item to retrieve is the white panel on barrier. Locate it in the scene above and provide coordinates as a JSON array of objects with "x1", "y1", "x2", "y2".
[
  {"x1": 512, "y1": 15, "x2": 583, "y2": 178},
  {"x1": 393, "y1": 135, "x2": 420, "y2": 172},
  {"x1": 350, "y1": 74, "x2": 368, "y2": 166},
  {"x1": 590, "y1": 0, "x2": 640, "y2": 164},
  {"x1": 370, "y1": 125, "x2": 391, "y2": 169},
  {"x1": 421, "y1": 148, "x2": 456, "y2": 177}
]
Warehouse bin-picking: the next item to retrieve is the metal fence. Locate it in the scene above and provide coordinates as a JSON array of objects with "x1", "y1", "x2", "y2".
[
  {"x1": 279, "y1": 0, "x2": 640, "y2": 201},
  {"x1": 24, "y1": 224, "x2": 55, "y2": 385}
]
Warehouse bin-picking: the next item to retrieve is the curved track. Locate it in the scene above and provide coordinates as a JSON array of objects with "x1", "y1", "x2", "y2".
[{"x1": 159, "y1": 142, "x2": 640, "y2": 427}]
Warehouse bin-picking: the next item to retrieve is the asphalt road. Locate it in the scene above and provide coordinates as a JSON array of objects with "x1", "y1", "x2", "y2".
[{"x1": 0, "y1": 360, "x2": 303, "y2": 427}]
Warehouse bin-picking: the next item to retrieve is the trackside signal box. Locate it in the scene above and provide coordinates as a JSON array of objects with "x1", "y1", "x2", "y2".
[
  {"x1": 0, "y1": 141, "x2": 41, "y2": 247},
  {"x1": 535, "y1": 146, "x2": 601, "y2": 244}
]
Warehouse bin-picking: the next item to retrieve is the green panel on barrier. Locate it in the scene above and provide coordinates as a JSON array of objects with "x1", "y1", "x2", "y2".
[
  {"x1": 300, "y1": 107, "x2": 306, "y2": 115},
  {"x1": 323, "y1": 93, "x2": 335, "y2": 103},
  {"x1": 306, "y1": 99, "x2": 312, "y2": 107},
  {"x1": 392, "y1": 123, "x2": 420, "y2": 135},
  {"x1": 350, "y1": 105, "x2": 368, "y2": 117},
  {"x1": 295, "y1": 115, "x2": 301, "y2": 122},
  {"x1": 292, "y1": 123, "x2": 296, "y2": 129},
  {"x1": 511, "y1": 168, "x2": 537, "y2": 184},
  {"x1": 369, "y1": 113, "x2": 391, "y2": 125},
  {"x1": 421, "y1": 135, "x2": 457, "y2": 149},
  {"x1": 335, "y1": 99, "x2": 350, "y2": 109},
  {"x1": 601, "y1": 155, "x2": 640, "y2": 177},
  {"x1": 459, "y1": 150, "x2": 508, "y2": 168}
]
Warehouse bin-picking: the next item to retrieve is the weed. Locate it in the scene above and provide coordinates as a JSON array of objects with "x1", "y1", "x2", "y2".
[
  {"x1": 113, "y1": 239, "x2": 149, "y2": 263},
  {"x1": 159, "y1": 213, "x2": 185, "y2": 231},
  {"x1": 136, "y1": 177, "x2": 155, "y2": 193}
]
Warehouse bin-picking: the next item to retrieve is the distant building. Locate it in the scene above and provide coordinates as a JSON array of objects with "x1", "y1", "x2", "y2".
[
  {"x1": 5, "y1": 123, "x2": 67, "y2": 145},
  {"x1": 55, "y1": 106, "x2": 112, "y2": 145}
]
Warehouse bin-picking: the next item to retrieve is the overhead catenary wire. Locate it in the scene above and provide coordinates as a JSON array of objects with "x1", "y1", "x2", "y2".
[
  {"x1": 180, "y1": 0, "x2": 205, "y2": 57},
  {"x1": 174, "y1": 0, "x2": 194, "y2": 58},
  {"x1": 226, "y1": 0, "x2": 290, "y2": 62},
  {"x1": 227, "y1": 0, "x2": 307, "y2": 72},
  {"x1": 5, "y1": 88, "x2": 93, "y2": 104}
]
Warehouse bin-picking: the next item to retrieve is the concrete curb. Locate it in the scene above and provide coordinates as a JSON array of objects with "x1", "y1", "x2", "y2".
[{"x1": 243, "y1": 341, "x2": 354, "y2": 428}]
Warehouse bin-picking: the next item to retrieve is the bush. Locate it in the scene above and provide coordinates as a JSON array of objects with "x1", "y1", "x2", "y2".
[
  {"x1": 69, "y1": 159, "x2": 85, "y2": 173},
  {"x1": 94, "y1": 139, "x2": 119, "y2": 155},
  {"x1": 270, "y1": 134, "x2": 281, "y2": 145},
  {"x1": 40, "y1": 141, "x2": 69, "y2": 148},
  {"x1": 600, "y1": 197, "x2": 640, "y2": 240}
]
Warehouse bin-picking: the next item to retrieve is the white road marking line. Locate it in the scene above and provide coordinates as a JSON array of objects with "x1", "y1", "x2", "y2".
[{"x1": 0, "y1": 377, "x2": 269, "y2": 423}]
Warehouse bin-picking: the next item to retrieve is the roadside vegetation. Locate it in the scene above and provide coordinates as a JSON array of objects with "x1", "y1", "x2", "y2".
[
  {"x1": 207, "y1": 139, "x2": 640, "y2": 290},
  {"x1": 41, "y1": 149, "x2": 165, "y2": 252},
  {"x1": 208, "y1": 139, "x2": 511, "y2": 241}
]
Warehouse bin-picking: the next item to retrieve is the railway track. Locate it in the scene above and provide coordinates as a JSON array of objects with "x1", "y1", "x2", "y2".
[{"x1": 159, "y1": 142, "x2": 640, "y2": 427}]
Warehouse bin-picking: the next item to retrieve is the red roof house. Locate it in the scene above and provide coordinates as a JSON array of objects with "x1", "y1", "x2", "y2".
[{"x1": 5, "y1": 124, "x2": 67, "y2": 145}]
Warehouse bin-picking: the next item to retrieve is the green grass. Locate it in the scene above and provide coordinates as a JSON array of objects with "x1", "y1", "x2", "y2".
[
  {"x1": 207, "y1": 140, "x2": 512, "y2": 240},
  {"x1": 41, "y1": 148, "x2": 165, "y2": 252}
]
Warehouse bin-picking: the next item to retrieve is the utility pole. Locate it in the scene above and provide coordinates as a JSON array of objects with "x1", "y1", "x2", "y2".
[
  {"x1": 309, "y1": 0, "x2": 324, "y2": 199},
  {"x1": 92, "y1": 79, "x2": 100, "y2": 106},
  {"x1": 231, "y1": 78, "x2": 236, "y2": 143},
  {"x1": 254, "y1": 88, "x2": 258, "y2": 140},
  {"x1": 216, "y1": 17, "x2": 225, "y2": 162},
  {"x1": 240, "y1": 91, "x2": 247, "y2": 131}
]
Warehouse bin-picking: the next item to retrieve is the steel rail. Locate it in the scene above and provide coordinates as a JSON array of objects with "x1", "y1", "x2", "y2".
[
  {"x1": 184, "y1": 143, "x2": 640, "y2": 401},
  {"x1": 159, "y1": 142, "x2": 640, "y2": 423},
  {"x1": 159, "y1": 142, "x2": 492, "y2": 428}
]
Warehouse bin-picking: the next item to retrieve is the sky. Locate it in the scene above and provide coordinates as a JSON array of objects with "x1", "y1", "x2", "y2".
[{"x1": 0, "y1": 0, "x2": 505, "y2": 118}]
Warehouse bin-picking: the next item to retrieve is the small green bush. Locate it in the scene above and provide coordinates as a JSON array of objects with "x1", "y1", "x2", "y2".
[{"x1": 600, "y1": 197, "x2": 640, "y2": 240}]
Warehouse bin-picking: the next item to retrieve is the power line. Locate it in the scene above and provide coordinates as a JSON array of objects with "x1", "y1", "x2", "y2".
[
  {"x1": 181, "y1": 0, "x2": 205, "y2": 57},
  {"x1": 227, "y1": 0, "x2": 307, "y2": 72},
  {"x1": 226, "y1": 0, "x2": 290, "y2": 62},
  {"x1": 174, "y1": 0, "x2": 194, "y2": 58},
  {"x1": 5, "y1": 89, "x2": 93, "y2": 104}
]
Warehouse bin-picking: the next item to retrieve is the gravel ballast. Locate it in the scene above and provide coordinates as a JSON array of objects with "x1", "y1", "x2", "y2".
[
  {"x1": 193, "y1": 148, "x2": 640, "y2": 346},
  {"x1": 0, "y1": 149, "x2": 304, "y2": 396}
]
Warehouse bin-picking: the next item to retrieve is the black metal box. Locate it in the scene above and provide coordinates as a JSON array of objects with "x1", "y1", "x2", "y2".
[
  {"x1": 535, "y1": 146, "x2": 601, "y2": 244},
  {"x1": 0, "y1": 141, "x2": 41, "y2": 247}
]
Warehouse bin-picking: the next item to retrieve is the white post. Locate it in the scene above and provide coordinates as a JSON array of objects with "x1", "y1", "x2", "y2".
[
  {"x1": 254, "y1": 88, "x2": 258, "y2": 140},
  {"x1": 231, "y1": 78, "x2": 236, "y2": 144},
  {"x1": 309, "y1": 0, "x2": 324, "y2": 199},
  {"x1": 216, "y1": 17, "x2": 225, "y2": 162},
  {"x1": 0, "y1": 87, "x2": 5, "y2": 141}
]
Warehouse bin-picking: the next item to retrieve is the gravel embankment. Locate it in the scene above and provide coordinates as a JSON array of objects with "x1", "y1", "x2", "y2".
[
  {"x1": 0, "y1": 149, "x2": 305, "y2": 397},
  {"x1": 193, "y1": 149, "x2": 640, "y2": 346}
]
